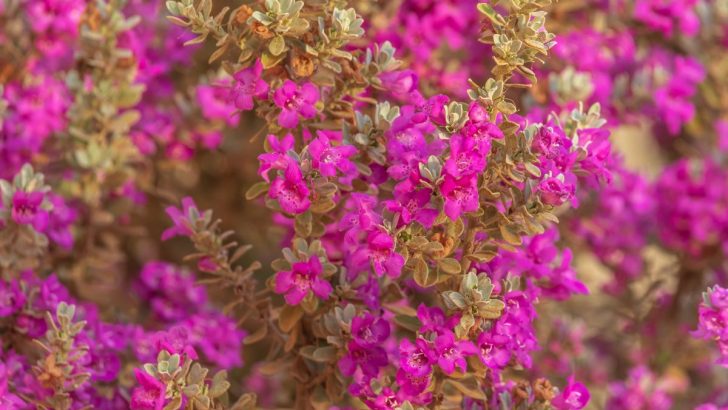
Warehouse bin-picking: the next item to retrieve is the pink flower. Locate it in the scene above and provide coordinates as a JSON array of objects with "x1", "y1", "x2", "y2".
[
  {"x1": 269, "y1": 162, "x2": 311, "y2": 214},
  {"x1": 462, "y1": 104, "x2": 504, "y2": 146},
  {"x1": 396, "y1": 368, "x2": 432, "y2": 396},
  {"x1": 183, "y1": 312, "x2": 245, "y2": 368},
  {"x1": 365, "y1": 230, "x2": 405, "y2": 278},
  {"x1": 387, "y1": 186, "x2": 438, "y2": 228},
  {"x1": 351, "y1": 312, "x2": 390, "y2": 347},
  {"x1": 308, "y1": 133, "x2": 357, "y2": 177},
  {"x1": 11, "y1": 191, "x2": 48, "y2": 231},
  {"x1": 151, "y1": 326, "x2": 199, "y2": 361},
  {"x1": 229, "y1": 59, "x2": 269, "y2": 110},
  {"x1": 161, "y1": 197, "x2": 199, "y2": 240},
  {"x1": 552, "y1": 376, "x2": 590, "y2": 410},
  {"x1": 196, "y1": 84, "x2": 238, "y2": 125},
  {"x1": 273, "y1": 80, "x2": 319, "y2": 128},
  {"x1": 416, "y1": 304, "x2": 457, "y2": 335},
  {"x1": 476, "y1": 332, "x2": 511, "y2": 370},
  {"x1": 258, "y1": 133, "x2": 295, "y2": 182},
  {"x1": 274, "y1": 255, "x2": 332, "y2": 305},
  {"x1": 130, "y1": 369, "x2": 166, "y2": 410},
  {"x1": 531, "y1": 125, "x2": 569, "y2": 160},
  {"x1": 399, "y1": 338, "x2": 434, "y2": 377},
  {"x1": 421, "y1": 94, "x2": 449, "y2": 126},
  {"x1": 441, "y1": 175, "x2": 479, "y2": 220},
  {"x1": 693, "y1": 285, "x2": 728, "y2": 366},
  {"x1": 433, "y1": 331, "x2": 478, "y2": 375},
  {"x1": 444, "y1": 133, "x2": 487, "y2": 178},
  {"x1": 46, "y1": 194, "x2": 77, "y2": 250},
  {"x1": 0, "y1": 279, "x2": 24, "y2": 317},
  {"x1": 380, "y1": 69, "x2": 418, "y2": 97},
  {"x1": 537, "y1": 176, "x2": 574, "y2": 206},
  {"x1": 338, "y1": 340, "x2": 389, "y2": 378},
  {"x1": 634, "y1": 0, "x2": 699, "y2": 38}
]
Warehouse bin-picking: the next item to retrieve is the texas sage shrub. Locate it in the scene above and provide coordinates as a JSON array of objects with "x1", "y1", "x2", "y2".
[{"x1": 0, "y1": 0, "x2": 727, "y2": 409}]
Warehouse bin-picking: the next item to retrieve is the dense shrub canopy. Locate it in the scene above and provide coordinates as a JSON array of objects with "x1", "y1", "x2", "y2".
[{"x1": 0, "y1": 0, "x2": 727, "y2": 409}]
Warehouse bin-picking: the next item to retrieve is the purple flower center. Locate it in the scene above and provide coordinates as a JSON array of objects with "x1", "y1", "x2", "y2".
[
  {"x1": 285, "y1": 92, "x2": 305, "y2": 110},
  {"x1": 407, "y1": 351, "x2": 428, "y2": 368}
]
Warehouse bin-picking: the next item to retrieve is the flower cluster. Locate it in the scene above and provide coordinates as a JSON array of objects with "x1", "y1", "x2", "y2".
[
  {"x1": 2, "y1": 0, "x2": 728, "y2": 408},
  {"x1": 694, "y1": 285, "x2": 728, "y2": 367}
]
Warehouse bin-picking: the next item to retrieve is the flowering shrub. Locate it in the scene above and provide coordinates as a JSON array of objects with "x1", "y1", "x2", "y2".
[{"x1": 1, "y1": 0, "x2": 728, "y2": 409}]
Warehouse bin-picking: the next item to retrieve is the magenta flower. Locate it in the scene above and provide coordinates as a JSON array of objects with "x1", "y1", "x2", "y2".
[
  {"x1": 531, "y1": 125, "x2": 569, "y2": 160},
  {"x1": 258, "y1": 133, "x2": 295, "y2": 182},
  {"x1": 365, "y1": 230, "x2": 405, "y2": 278},
  {"x1": 161, "y1": 197, "x2": 199, "y2": 240},
  {"x1": 395, "y1": 368, "x2": 432, "y2": 396},
  {"x1": 441, "y1": 175, "x2": 479, "y2": 220},
  {"x1": 416, "y1": 304, "x2": 457, "y2": 335},
  {"x1": 274, "y1": 255, "x2": 332, "y2": 305},
  {"x1": 196, "y1": 83, "x2": 238, "y2": 125},
  {"x1": 476, "y1": 332, "x2": 511, "y2": 370},
  {"x1": 380, "y1": 69, "x2": 418, "y2": 97},
  {"x1": 399, "y1": 338, "x2": 434, "y2": 377},
  {"x1": 150, "y1": 326, "x2": 199, "y2": 362},
  {"x1": 130, "y1": 369, "x2": 166, "y2": 410},
  {"x1": 709, "y1": 286, "x2": 728, "y2": 309},
  {"x1": 184, "y1": 312, "x2": 245, "y2": 368},
  {"x1": 607, "y1": 366, "x2": 672, "y2": 410},
  {"x1": 351, "y1": 312, "x2": 390, "y2": 347},
  {"x1": 229, "y1": 59, "x2": 269, "y2": 111},
  {"x1": 386, "y1": 113, "x2": 429, "y2": 160},
  {"x1": 462, "y1": 104, "x2": 504, "y2": 145},
  {"x1": 634, "y1": 0, "x2": 699, "y2": 38},
  {"x1": 444, "y1": 133, "x2": 488, "y2": 178},
  {"x1": 46, "y1": 194, "x2": 77, "y2": 250},
  {"x1": 537, "y1": 176, "x2": 575, "y2": 206},
  {"x1": 11, "y1": 191, "x2": 48, "y2": 231},
  {"x1": 308, "y1": 133, "x2": 357, "y2": 177},
  {"x1": 433, "y1": 331, "x2": 478, "y2": 375},
  {"x1": 269, "y1": 162, "x2": 311, "y2": 214},
  {"x1": 693, "y1": 285, "x2": 728, "y2": 367},
  {"x1": 339, "y1": 194, "x2": 379, "y2": 245},
  {"x1": 387, "y1": 186, "x2": 439, "y2": 228},
  {"x1": 421, "y1": 94, "x2": 449, "y2": 126},
  {"x1": 136, "y1": 262, "x2": 207, "y2": 321},
  {"x1": 552, "y1": 376, "x2": 590, "y2": 410},
  {"x1": 338, "y1": 340, "x2": 389, "y2": 378},
  {"x1": 0, "y1": 279, "x2": 24, "y2": 317},
  {"x1": 273, "y1": 80, "x2": 319, "y2": 128}
]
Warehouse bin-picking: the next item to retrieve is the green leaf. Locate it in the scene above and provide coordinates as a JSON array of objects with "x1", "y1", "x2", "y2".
[
  {"x1": 294, "y1": 211, "x2": 312, "y2": 237},
  {"x1": 499, "y1": 224, "x2": 522, "y2": 246},
  {"x1": 442, "y1": 291, "x2": 467, "y2": 310},
  {"x1": 412, "y1": 257, "x2": 437, "y2": 288},
  {"x1": 477, "y1": 3, "x2": 506, "y2": 26},
  {"x1": 445, "y1": 377, "x2": 487, "y2": 400},
  {"x1": 496, "y1": 100, "x2": 517, "y2": 115},
  {"x1": 165, "y1": 1, "x2": 180, "y2": 15},
  {"x1": 184, "y1": 33, "x2": 208, "y2": 46},
  {"x1": 312, "y1": 346, "x2": 338, "y2": 362},
  {"x1": 477, "y1": 299, "x2": 505, "y2": 319},
  {"x1": 455, "y1": 313, "x2": 475, "y2": 339},
  {"x1": 210, "y1": 370, "x2": 231, "y2": 398},
  {"x1": 261, "y1": 51, "x2": 285, "y2": 68},
  {"x1": 278, "y1": 304, "x2": 303, "y2": 332},
  {"x1": 245, "y1": 181, "x2": 270, "y2": 200},
  {"x1": 394, "y1": 314, "x2": 422, "y2": 332},
  {"x1": 163, "y1": 397, "x2": 182, "y2": 410},
  {"x1": 524, "y1": 162, "x2": 541, "y2": 178},
  {"x1": 244, "y1": 325, "x2": 268, "y2": 345},
  {"x1": 438, "y1": 258, "x2": 462, "y2": 275},
  {"x1": 268, "y1": 35, "x2": 286, "y2": 56}
]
